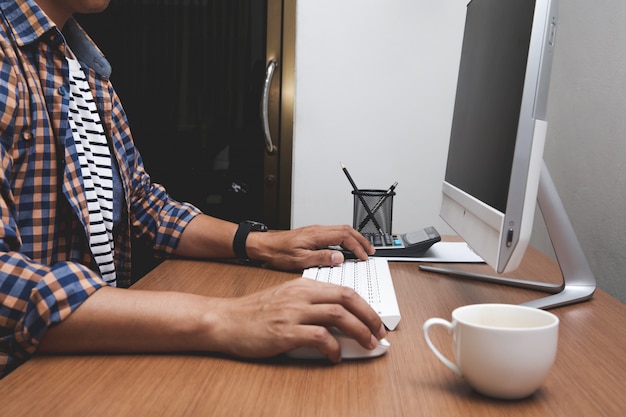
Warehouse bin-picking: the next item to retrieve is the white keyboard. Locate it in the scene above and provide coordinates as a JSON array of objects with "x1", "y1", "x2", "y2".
[{"x1": 302, "y1": 257, "x2": 401, "y2": 330}]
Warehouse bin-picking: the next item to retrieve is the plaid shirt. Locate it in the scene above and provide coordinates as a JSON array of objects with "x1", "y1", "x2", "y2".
[{"x1": 0, "y1": 0, "x2": 201, "y2": 377}]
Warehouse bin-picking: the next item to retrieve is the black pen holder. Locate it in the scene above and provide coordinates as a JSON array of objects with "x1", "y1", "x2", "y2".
[{"x1": 352, "y1": 189, "x2": 395, "y2": 234}]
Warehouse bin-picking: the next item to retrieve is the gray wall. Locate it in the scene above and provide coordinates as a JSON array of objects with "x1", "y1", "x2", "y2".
[{"x1": 531, "y1": 0, "x2": 626, "y2": 303}]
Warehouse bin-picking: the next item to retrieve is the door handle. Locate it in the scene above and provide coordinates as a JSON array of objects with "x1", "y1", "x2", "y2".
[{"x1": 262, "y1": 59, "x2": 278, "y2": 154}]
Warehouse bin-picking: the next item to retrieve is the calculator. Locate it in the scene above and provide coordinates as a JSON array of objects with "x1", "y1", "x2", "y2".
[{"x1": 340, "y1": 226, "x2": 441, "y2": 258}]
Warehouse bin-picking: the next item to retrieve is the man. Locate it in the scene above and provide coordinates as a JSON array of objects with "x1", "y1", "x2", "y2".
[{"x1": 0, "y1": 0, "x2": 385, "y2": 377}]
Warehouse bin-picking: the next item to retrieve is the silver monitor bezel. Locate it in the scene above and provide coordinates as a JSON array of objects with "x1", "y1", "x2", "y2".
[{"x1": 440, "y1": 0, "x2": 559, "y2": 273}]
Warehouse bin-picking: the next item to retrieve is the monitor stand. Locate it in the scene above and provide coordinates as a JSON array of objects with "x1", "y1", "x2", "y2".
[{"x1": 419, "y1": 162, "x2": 596, "y2": 310}]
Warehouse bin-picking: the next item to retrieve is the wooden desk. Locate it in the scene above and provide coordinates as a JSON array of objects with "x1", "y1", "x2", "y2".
[{"x1": 1, "y1": 247, "x2": 624, "y2": 416}]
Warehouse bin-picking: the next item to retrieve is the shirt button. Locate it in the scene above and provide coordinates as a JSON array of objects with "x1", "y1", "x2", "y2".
[{"x1": 58, "y1": 85, "x2": 68, "y2": 96}]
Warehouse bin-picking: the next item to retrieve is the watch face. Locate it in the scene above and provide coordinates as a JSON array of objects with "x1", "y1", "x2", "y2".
[{"x1": 246, "y1": 220, "x2": 268, "y2": 232}]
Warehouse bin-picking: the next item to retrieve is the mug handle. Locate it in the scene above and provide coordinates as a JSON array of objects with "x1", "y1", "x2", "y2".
[{"x1": 422, "y1": 318, "x2": 462, "y2": 377}]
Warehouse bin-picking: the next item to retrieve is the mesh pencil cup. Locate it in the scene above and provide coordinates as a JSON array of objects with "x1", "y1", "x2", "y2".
[{"x1": 352, "y1": 189, "x2": 395, "y2": 234}]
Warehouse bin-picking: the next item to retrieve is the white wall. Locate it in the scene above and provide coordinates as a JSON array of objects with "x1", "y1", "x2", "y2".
[
  {"x1": 292, "y1": 0, "x2": 465, "y2": 235},
  {"x1": 292, "y1": 0, "x2": 626, "y2": 304}
]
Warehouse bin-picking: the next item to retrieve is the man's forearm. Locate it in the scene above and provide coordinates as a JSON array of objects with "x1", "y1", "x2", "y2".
[
  {"x1": 38, "y1": 287, "x2": 220, "y2": 354},
  {"x1": 174, "y1": 214, "x2": 238, "y2": 260}
]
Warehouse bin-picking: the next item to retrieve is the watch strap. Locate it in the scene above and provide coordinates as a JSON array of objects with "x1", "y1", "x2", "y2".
[
  {"x1": 233, "y1": 221, "x2": 268, "y2": 261},
  {"x1": 233, "y1": 221, "x2": 254, "y2": 260}
]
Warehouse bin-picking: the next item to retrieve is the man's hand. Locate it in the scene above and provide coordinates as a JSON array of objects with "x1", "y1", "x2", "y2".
[
  {"x1": 206, "y1": 278, "x2": 386, "y2": 363},
  {"x1": 247, "y1": 224, "x2": 375, "y2": 270}
]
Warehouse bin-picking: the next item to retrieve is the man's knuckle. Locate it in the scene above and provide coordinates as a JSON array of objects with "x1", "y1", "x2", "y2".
[
  {"x1": 326, "y1": 304, "x2": 345, "y2": 320},
  {"x1": 310, "y1": 326, "x2": 329, "y2": 342},
  {"x1": 338, "y1": 285, "x2": 359, "y2": 302}
]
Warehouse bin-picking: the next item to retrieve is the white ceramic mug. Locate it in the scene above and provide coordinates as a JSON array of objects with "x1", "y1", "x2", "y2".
[{"x1": 423, "y1": 303, "x2": 559, "y2": 399}]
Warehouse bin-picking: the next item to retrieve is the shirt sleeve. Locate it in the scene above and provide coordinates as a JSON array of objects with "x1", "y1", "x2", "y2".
[
  {"x1": 129, "y1": 177, "x2": 202, "y2": 257},
  {"x1": 0, "y1": 250, "x2": 107, "y2": 378}
]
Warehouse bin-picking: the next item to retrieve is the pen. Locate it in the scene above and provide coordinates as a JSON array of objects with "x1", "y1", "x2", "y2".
[
  {"x1": 357, "y1": 181, "x2": 397, "y2": 231},
  {"x1": 340, "y1": 162, "x2": 384, "y2": 234}
]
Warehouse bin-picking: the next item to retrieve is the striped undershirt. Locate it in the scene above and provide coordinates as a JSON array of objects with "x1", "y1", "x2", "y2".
[{"x1": 66, "y1": 55, "x2": 117, "y2": 285}]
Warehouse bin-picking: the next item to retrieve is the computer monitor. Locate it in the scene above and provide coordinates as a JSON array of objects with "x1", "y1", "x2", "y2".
[{"x1": 421, "y1": 0, "x2": 596, "y2": 309}]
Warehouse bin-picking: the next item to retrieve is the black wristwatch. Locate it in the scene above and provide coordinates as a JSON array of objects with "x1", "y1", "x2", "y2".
[{"x1": 233, "y1": 220, "x2": 269, "y2": 261}]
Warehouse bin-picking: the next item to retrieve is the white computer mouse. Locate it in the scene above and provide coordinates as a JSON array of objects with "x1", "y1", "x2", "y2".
[{"x1": 286, "y1": 327, "x2": 390, "y2": 360}]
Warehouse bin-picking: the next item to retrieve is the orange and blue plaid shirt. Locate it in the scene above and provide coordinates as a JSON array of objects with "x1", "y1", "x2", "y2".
[{"x1": 0, "y1": 0, "x2": 201, "y2": 377}]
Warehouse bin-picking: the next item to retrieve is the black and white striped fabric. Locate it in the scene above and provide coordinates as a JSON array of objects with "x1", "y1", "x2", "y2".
[{"x1": 66, "y1": 56, "x2": 117, "y2": 285}]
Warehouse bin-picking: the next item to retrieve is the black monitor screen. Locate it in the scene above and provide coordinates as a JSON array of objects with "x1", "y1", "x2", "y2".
[{"x1": 445, "y1": 0, "x2": 536, "y2": 213}]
